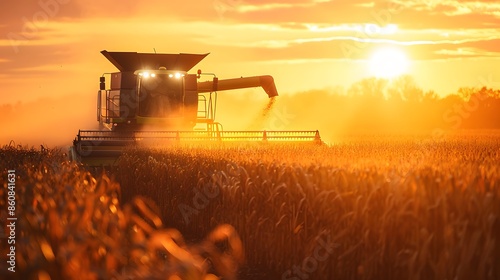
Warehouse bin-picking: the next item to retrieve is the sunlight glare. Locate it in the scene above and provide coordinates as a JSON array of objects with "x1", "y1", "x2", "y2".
[{"x1": 369, "y1": 48, "x2": 409, "y2": 79}]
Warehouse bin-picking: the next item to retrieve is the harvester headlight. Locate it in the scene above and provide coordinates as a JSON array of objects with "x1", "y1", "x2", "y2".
[
  {"x1": 151, "y1": 73, "x2": 156, "y2": 78},
  {"x1": 168, "y1": 74, "x2": 174, "y2": 78},
  {"x1": 175, "y1": 73, "x2": 183, "y2": 79},
  {"x1": 142, "y1": 72, "x2": 150, "y2": 78}
]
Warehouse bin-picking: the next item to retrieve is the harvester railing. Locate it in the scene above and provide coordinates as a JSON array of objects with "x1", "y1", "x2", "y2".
[
  {"x1": 75, "y1": 130, "x2": 322, "y2": 143},
  {"x1": 72, "y1": 130, "x2": 321, "y2": 164}
]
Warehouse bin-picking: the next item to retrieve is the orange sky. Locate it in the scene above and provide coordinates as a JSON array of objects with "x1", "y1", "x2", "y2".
[{"x1": 1, "y1": 0, "x2": 500, "y2": 145}]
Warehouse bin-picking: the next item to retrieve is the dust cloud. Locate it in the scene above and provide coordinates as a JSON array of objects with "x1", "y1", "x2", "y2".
[
  {"x1": 214, "y1": 81, "x2": 500, "y2": 144},
  {"x1": 3, "y1": 78, "x2": 499, "y2": 148},
  {"x1": 1, "y1": 93, "x2": 98, "y2": 148}
]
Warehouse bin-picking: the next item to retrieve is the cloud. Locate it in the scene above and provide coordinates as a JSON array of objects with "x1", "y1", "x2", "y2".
[
  {"x1": 178, "y1": 19, "x2": 500, "y2": 61},
  {"x1": 0, "y1": 0, "x2": 499, "y2": 105},
  {"x1": 393, "y1": 0, "x2": 500, "y2": 17},
  {"x1": 0, "y1": 0, "x2": 83, "y2": 35},
  {"x1": 0, "y1": 44, "x2": 80, "y2": 75},
  {"x1": 230, "y1": 0, "x2": 325, "y2": 13},
  {"x1": 442, "y1": 38, "x2": 500, "y2": 58},
  {"x1": 435, "y1": 48, "x2": 484, "y2": 57}
]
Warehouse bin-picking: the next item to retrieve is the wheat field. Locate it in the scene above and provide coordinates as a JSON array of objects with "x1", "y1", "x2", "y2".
[
  {"x1": 118, "y1": 131, "x2": 500, "y2": 279},
  {"x1": 0, "y1": 145, "x2": 243, "y2": 280},
  {"x1": 1, "y1": 131, "x2": 500, "y2": 279}
]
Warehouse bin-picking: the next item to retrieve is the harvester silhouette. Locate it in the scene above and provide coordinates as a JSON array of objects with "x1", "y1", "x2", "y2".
[{"x1": 71, "y1": 50, "x2": 321, "y2": 165}]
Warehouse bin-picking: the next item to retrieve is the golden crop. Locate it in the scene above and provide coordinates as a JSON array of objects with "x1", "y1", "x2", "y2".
[
  {"x1": 1, "y1": 132, "x2": 499, "y2": 279},
  {"x1": 0, "y1": 145, "x2": 243, "y2": 280},
  {"x1": 118, "y1": 133, "x2": 500, "y2": 279}
]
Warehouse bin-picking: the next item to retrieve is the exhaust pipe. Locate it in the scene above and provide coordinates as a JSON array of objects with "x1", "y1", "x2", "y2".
[{"x1": 197, "y1": 75, "x2": 278, "y2": 98}]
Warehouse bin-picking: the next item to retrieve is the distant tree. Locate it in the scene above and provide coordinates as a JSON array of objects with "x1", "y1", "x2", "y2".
[
  {"x1": 494, "y1": 89, "x2": 500, "y2": 99},
  {"x1": 347, "y1": 80, "x2": 363, "y2": 97},
  {"x1": 457, "y1": 87, "x2": 476, "y2": 101},
  {"x1": 477, "y1": 86, "x2": 499, "y2": 98},
  {"x1": 388, "y1": 75, "x2": 423, "y2": 102},
  {"x1": 347, "y1": 77, "x2": 388, "y2": 99},
  {"x1": 329, "y1": 85, "x2": 346, "y2": 96},
  {"x1": 423, "y1": 90, "x2": 438, "y2": 102}
]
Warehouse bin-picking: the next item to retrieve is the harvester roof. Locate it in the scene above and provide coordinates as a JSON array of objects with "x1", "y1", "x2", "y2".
[{"x1": 101, "y1": 50, "x2": 209, "y2": 72}]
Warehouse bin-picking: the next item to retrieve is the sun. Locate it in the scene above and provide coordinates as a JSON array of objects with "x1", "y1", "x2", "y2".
[{"x1": 369, "y1": 48, "x2": 410, "y2": 79}]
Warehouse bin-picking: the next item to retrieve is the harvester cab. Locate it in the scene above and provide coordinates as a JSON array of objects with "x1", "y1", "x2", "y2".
[
  {"x1": 97, "y1": 50, "x2": 210, "y2": 131},
  {"x1": 71, "y1": 50, "x2": 321, "y2": 165}
]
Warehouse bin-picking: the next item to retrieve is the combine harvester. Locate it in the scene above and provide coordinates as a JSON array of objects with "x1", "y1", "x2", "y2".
[{"x1": 71, "y1": 50, "x2": 321, "y2": 165}]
